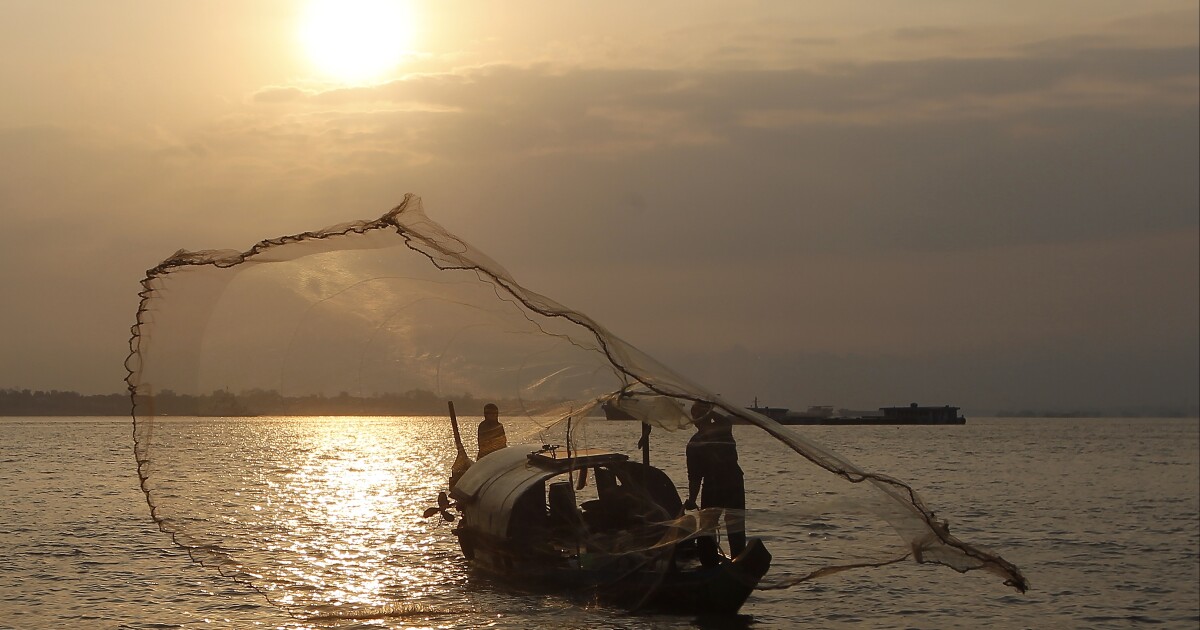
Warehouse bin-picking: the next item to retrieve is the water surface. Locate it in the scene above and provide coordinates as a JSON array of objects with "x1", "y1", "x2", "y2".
[{"x1": 1, "y1": 416, "x2": 1196, "y2": 629}]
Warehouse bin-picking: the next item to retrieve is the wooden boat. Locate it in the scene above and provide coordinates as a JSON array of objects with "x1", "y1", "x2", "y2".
[{"x1": 446, "y1": 444, "x2": 772, "y2": 614}]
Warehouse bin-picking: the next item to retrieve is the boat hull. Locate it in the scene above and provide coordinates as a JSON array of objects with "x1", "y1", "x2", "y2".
[{"x1": 456, "y1": 528, "x2": 771, "y2": 614}]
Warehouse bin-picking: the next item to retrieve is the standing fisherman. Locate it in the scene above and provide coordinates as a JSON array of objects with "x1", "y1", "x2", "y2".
[
  {"x1": 683, "y1": 401, "x2": 746, "y2": 560},
  {"x1": 477, "y1": 403, "x2": 507, "y2": 459}
]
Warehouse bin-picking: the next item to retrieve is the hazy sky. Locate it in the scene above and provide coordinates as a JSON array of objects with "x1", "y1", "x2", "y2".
[{"x1": 1, "y1": 1, "x2": 1196, "y2": 414}]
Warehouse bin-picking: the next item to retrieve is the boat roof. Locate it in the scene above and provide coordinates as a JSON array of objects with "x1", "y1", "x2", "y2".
[
  {"x1": 528, "y1": 447, "x2": 629, "y2": 470},
  {"x1": 450, "y1": 445, "x2": 633, "y2": 538}
]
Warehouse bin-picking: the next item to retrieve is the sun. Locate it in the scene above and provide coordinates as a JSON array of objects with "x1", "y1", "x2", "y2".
[{"x1": 299, "y1": 0, "x2": 414, "y2": 83}]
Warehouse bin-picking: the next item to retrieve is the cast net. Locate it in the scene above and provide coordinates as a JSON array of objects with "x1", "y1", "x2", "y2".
[{"x1": 126, "y1": 194, "x2": 1027, "y2": 619}]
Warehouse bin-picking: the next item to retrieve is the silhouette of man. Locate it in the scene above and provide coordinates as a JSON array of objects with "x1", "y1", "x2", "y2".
[
  {"x1": 683, "y1": 401, "x2": 746, "y2": 558},
  {"x1": 476, "y1": 403, "x2": 507, "y2": 459}
]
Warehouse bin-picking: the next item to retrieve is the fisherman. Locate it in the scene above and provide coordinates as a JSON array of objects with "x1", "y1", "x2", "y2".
[
  {"x1": 683, "y1": 401, "x2": 747, "y2": 559},
  {"x1": 476, "y1": 402, "x2": 507, "y2": 459}
]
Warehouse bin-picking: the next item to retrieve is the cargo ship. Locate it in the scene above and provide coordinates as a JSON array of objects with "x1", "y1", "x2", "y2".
[{"x1": 748, "y1": 401, "x2": 966, "y2": 425}]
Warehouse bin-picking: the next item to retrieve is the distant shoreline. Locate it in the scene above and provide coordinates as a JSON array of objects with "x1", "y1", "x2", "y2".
[
  {"x1": 0, "y1": 388, "x2": 522, "y2": 418},
  {"x1": 3, "y1": 412, "x2": 1197, "y2": 420},
  {"x1": 2, "y1": 389, "x2": 1195, "y2": 419}
]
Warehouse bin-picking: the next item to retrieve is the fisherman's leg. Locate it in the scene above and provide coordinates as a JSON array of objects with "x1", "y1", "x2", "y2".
[
  {"x1": 719, "y1": 480, "x2": 747, "y2": 558},
  {"x1": 725, "y1": 509, "x2": 746, "y2": 558}
]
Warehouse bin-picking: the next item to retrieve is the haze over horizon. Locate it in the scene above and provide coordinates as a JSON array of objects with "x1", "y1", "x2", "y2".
[{"x1": 1, "y1": 1, "x2": 1196, "y2": 415}]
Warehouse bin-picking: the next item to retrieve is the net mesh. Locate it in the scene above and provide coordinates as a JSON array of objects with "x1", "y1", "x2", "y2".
[{"x1": 125, "y1": 194, "x2": 1027, "y2": 619}]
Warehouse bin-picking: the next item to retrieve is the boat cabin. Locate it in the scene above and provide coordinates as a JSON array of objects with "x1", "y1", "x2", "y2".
[{"x1": 449, "y1": 446, "x2": 685, "y2": 566}]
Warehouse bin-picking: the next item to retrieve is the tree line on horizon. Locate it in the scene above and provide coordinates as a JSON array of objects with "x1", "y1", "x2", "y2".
[
  {"x1": 0, "y1": 387, "x2": 527, "y2": 417},
  {"x1": 2, "y1": 387, "x2": 1194, "y2": 419}
]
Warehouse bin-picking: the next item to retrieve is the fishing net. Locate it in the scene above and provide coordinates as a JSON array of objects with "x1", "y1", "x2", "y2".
[{"x1": 126, "y1": 194, "x2": 1027, "y2": 619}]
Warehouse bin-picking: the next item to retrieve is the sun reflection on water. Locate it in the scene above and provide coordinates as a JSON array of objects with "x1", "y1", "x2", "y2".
[{"x1": 185, "y1": 416, "x2": 468, "y2": 618}]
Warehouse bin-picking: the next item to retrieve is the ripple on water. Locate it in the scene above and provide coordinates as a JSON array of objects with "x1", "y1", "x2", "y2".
[{"x1": 2, "y1": 416, "x2": 1198, "y2": 629}]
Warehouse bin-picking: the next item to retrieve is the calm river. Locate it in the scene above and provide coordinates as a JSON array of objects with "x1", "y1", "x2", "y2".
[{"x1": 1, "y1": 416, "x2": 1196, "y2": 629}]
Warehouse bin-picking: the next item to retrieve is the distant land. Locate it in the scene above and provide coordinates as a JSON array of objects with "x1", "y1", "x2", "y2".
[
  {"x1": 1, "y1": 388, "x2": 1196, "y2": 418},
  {"x1": 0, "y1": 388, "x2": 527, "y2": 417}
]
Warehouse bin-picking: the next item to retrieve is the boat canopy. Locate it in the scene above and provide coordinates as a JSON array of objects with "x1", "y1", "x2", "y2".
[{"x1": 451, "y1": 445, "x2": 654, "y2": 539}]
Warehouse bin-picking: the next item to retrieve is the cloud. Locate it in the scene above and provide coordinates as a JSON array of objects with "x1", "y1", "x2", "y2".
[
  {"x1": 219, "y1": 44, "x2": 1196, "y2": 256},
  {"x1": 3, "y1": 33, "x2": 1193, "y2": 409},
  {"x1": 253, "y1": 44, "x2": 1198, "y2": 146},
  {"x1": 292, "y1": 43, "x2": 1200, "y2": 119}
]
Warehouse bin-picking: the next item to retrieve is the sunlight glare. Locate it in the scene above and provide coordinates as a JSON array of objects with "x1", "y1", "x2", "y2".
[{"x1": 299, "y1": 0, "x2": 414, "y2": 83}]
